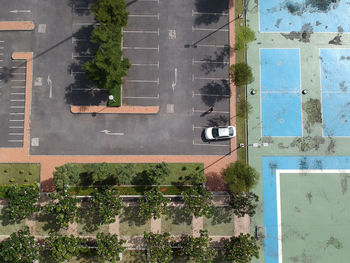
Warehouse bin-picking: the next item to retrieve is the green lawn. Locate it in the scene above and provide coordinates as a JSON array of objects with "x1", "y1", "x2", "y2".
[
  {"x1": 0, "y1": 163, "x2": 40, "y2": 185},
  {"x1": 119, "y1": 206, "x2": 151, "y2": 236},
  {"x1": 203, "y1": 207, "x2": 234, "y2": 236},
  {"x1": 162, "y1": 206, "x2": 192, "y2": 235},
  {"x1": 0, "y1": 206, "x2": 25, "y2": 235}
]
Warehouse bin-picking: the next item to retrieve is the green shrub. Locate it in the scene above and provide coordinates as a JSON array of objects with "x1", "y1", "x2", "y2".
[
  {"x1": 182, "y1": 166, "x2": 187, "y2": 171},
  {"x1": 9, "y1": 178, "x2": 15, "y2": 183},
  {"x1": 4, "y1": 169, "x2": 8, "y2": 173},
  {"x1": 28, "y1": 170, "x2": 33, "y2": 175},
  {"x1": 235, "y1": 26, "x2": 255, "y2": 51},
  {"x1": 19, "y1": 170, "x2": 24, "y2": 174},
  {"x1": 230, "y1": 63, "x2": 254, "y2": 87}
]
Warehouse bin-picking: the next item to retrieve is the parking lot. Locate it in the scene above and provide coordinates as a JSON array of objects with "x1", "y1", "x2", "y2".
[{"x1": 6, "y1": 0, "x2": 233, "y2": 155}]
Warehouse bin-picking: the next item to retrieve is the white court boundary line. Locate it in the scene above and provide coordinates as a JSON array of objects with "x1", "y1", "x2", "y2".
[{"x1": 276, "y1": 169, "x2": 350, "y2": 263}]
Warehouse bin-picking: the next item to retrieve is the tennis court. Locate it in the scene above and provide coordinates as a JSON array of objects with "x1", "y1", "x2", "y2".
[
  {"x1": 320, "y1": 48, "x2": 350, "y2": 136},
  {"x1": 260, "y1": 49, "x2": 302, "y2": 137},
  {"x1": 259, "y1": 0, "x2": 350, "y2": 32},
  {"x1": 262, "y1": 156, "x2": 350, "y2": 263}
]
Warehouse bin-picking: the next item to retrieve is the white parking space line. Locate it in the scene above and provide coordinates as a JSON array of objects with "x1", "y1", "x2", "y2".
[
  {"x1": 124, "y1": 94, "x2": 159, "y2": 99},
  {"x1": 72, "y1": 54, "x2": 94, "y2": 58},
  {"x1": 11, "y1": 73, "x2": 26, "y2": 75},
  {"x1": 122, "y1": 46, "x2": 159, "y2": 52},
  {"x1": 192, "y1": 75, "x2": 229, "y2": 81},
  {"x1": 10, "y1": 93, "x2": 25, "y2": 95},
  {"x1": 8, "y1": 140, "x2": 24, "y2": 142},
  {"x1": 192, "y1": 107, "x2": 229, "y2": 114},
  {"x1": 71, "y1": 88, "x2": 107, "y2": 91},
  {"x1": 72, "y1": 38, "x2": 89, "y2": 43},
  {"x1": 10, "y1": 106, "x2": 25, "y2": 108},
  {"x1": 192, "y1": 140, "x2": 229, "y2": 147},
  {"x1": 10, "y1": 99, "x2": 25, "y2": 102},
  {"x1": 71, "y1": 71, "x2": 85, "y2": 75},
  {"x1": 192, "y1": 10, "x2": 228, "y2": 16},
  {"x1": 9, "y1": 133, "x2": 24, "y2": 135},
  {"x1": 192, "y1": 92, "x2": 230, "y2": 98},
  {"x1": 12, "y1": 66, "x2": 26, "y2": 68},
  {"x1": 131, "y1": 62, "x2": 159, "y2": 68},
  {"x1": 192, "y1": 125, "x2": 207, "y2": 131},
  {"x1": 123, "y1": 29, "x2": 159, "y2": 35},
  {"x1": 0, "y1": 47, "x2": 4, "y2": 49},
  {"x1": 10, "y1": 79, "x2": 26, "y2": 82},
  {"x1": 9, "y1": 113, "x2": 24, "y2": 115},
  {"x1": 0, "y1": 53, "x2": 3, "y2": 56},
  {"x1": 9, "y1": 120, "x2": 24, "y2": 122},
  {"x1": 196, "y1": 44, "x2": 229, "y2": 48},
  {"x1": 128, "y1": 14, "x2": 159, "y2": 19},
  {"x1": 192, "y1": 59, "x2": 229, "y2": 65},
  {"x1": 192, "y1": 26, "x2": 229, "y2": 32},
  {"x1": 125, "y1": 78, "x2": 159, "y2": 84},
  {"x1": 9, "y1": 126, "x2": 24, "y2": 128},
  {"x1": 11, "y1": 86, "x2": 25, "y2": 89}
]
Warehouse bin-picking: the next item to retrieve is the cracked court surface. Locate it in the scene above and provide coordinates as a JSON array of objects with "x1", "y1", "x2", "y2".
[{"x1": 246, "y1": 0, "x2": 350, "y2": 262}]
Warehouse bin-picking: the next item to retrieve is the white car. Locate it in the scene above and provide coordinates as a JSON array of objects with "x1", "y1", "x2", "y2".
[{"x1": 204, "y1": 126, "x2": 236, "y2": 140}]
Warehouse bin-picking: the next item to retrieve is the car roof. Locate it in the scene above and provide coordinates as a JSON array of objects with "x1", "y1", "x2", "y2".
[{"x1": 218, "y1": 127, "x2": 229, "y2": 137}]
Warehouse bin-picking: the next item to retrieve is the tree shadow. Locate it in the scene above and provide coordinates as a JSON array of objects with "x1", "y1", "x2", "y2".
[
  {"x1": 36, "y1": 212, "x2": 61, "y2": 233},
  {"x1": 67, "y1": 0, "x2": 97, "y2": 16},
  {"x1": 119, "y1": 206, "x2": 147, "y2": 227},
  {"x1": 206, "y1": 115, "x2": 229, "y2": 127},
  {"x1": 0, "y1": 66, "x2": 16, "y2": 84},
  {"x1": 205, "y1": 172, "x2": 228, "y2": 191},
  {"x1": 200, "y1": 47, "x2": 230, "y2": 75},
  {"x1": 65, "y1": 24, "x2": 109, "y2": 106},
  {"x1": 199, "y1": 80, "x2": 230, "y2": 107},
  {"x1": 210, "y1": 207, "x2": 232, "y2": 225},
  {"x1": 194, "y1": 0, "x2": 229, "y2": 26},
  {"x1": 164, "y1": 206, "x2": 192, "y2": 225},
  {"x1": 79, "y1": 203, "x2": 100, "y2": 233}
]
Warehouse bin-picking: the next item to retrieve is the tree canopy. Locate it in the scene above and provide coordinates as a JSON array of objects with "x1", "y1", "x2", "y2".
[
  {"x1": 180, "y1": 230, "x2": 216, "y2": 263},
  {"x1": 221, "y1": 161, "x2": 259, "y2": 193},
  {"x1": 91, "y1": 188, "x2": 124, "y2": 225},
  {"x1": 139, "y1": 188, "x2": 170, "y2": 220},
  {"x1": 0, "y1": 227, "x2": 42, "y2": 263},
  {"x1": 5, "y1": 184, "x2": 39, "y2": 222},
  {"x1": 96, "y1": 232, "x2": 126, "y2": 263},
  {"x1": 53, "y1": 163, "x2": 80, "y2": 191},
  {"x1": 91, "y1": 0, "x2": 128, "y2": 26},
  {"x1": 230, "y1": 63, "x2": 254, "y2": 87},
  {"x1": 144, "y1": 232, "x2": 173, "y2": 263},
  {"x1": 230, "y1": 192, "x2": 259, "y2": 217},
  {"x1": 235, "y1": 26, "x2": 255, "y2": 51},
  {"x1": 43, "y1": 192, "x2": 81, "y2": 229},
  {"x1": 225, "y1": 234, "x2": 260, "y2": 263},
  {"x1": 183, "y1": 186, "x2": 215, "y2": 218}
]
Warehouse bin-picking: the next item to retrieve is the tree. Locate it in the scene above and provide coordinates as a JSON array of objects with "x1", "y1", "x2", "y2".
[
  {"x1": 183, "y1": 172, "x2": 206, "y2": 185},
  {"x1": 43, "y1": 192, "x2": 81, "y2": 229},
  {"x1": 225, "y1": 234, "x2": 259, "y2": 263},
  {"x1": 230, "y1": 192, "x2": 259, "y2": 217},
  {"x1": 53, "y1": 163, "x2": 80, "y2": 191},
  {"x1": 146, "y1": 162, "x2": 171, "y2": 185},
  {"x1": 91, "y1": 188, "x2": 124, "y2": 225},
  {"x1": 183, "y1": 186, "x2": 215, "y2": 218},
  {"x1": 235, "y1": 26, "x2": 255, "y2": 51},
  {"x1": 89, "y1": 163, "x2": 112, "y2": 184},
  {"x1": 0, "y1": 227, "x2": 42, "y2": 263},
  {"x1": 222, "y1": 161, "x2": 259, "y2": 193},
  {"x1": 139, "y1": 188, "x2": 170, "y2": 220},
  {"x1": 180, "y1": 230, "x2": 216, "y2": 263},
  {"x1": 230, "y1": 63, "x2": 254, "y2": 87},
  {"x1": 237, "y1": 98, "x2": 252, "y2": 118},
  {"x1": 114, "y1": 163, "x2": 135, "y2": 185},
  {"x1": 144, "y1": 232, "x2": 173, "y2": 263},
  {"x1": 91, "y1": 0, "x2": 128, "y2": 26},
  {"x1": 45, "y1": 233, "x2": 87, "y2": 263},
  {"x1": 96, "y1": 232, "x2": 126, "y2": 263},
  {"x1": 5, "y1": 184, "x2": 39, "y2": 222}
]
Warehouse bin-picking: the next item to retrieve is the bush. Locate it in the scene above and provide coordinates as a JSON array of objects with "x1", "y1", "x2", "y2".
[
  {"x1": 235, "y1": 26, "x2": 255, "y2": 51},
  {"x1": 19, "y1": 169, "x2": 24, "y2": 174},
  {"x1": 230, "y1": 63, "x2": 254, "y2": 87},
  {"x1": 237, "y1": 98, "x2": 252, "y2": 117},
  {"x1": 222, "y1": 161, "x2": 259, "y2": 193},
  {"x1": 9, "y1": 178, "x2": 15, "y2": 183},
  {"x1": 53, "y1": 163, "x2": 80, "y2": 192}
]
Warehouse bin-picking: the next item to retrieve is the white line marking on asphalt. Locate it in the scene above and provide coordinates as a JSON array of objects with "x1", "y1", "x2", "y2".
[
  {"x1": 193, "y1": 76, "x2": 229, "y2": 81},
  {"x1": 9, "y1": 113, "x2": 24, "y2": 115},
  {"x1": 11, "y1": 66, "x2": 26, "y2": 68},
  {"x1": 11, "y1": 93, "x2": 25, "y2": 95},
  {"x1": 122, "y1": 46, "x2": 159, "y2": 51},
  {"x1": 11, "y1": 73, "x2": 26, "y2": 75},
  {"x1": 196, "y1": 44, "x2": 229, "y2": 48},
  {"x1": 131, "y1": 62, "x2": 159, "y2": 67},
  {"x1": 122, "y1": 30, "x2": 159, "y2": 34},
  {"x1": 72, "y1": 54, "x2": 94, "y2": 58},
  {"x1": 10, "y1": 106, "x2": 25, "y2": 108},
  {"x1": 9, "y1": 120, "x2": 24, "y2": 122},
  {"x1": 9, "y1": 126, "x2": 24, "y2": 128},
  {"x1": 192, "y1": 10, "x2": 228, "y2": 16},
  {"x1": 128, "y1": 14, "x2": 159, "y2": 18},
  {"x1": 47, "y1": 75, "x2": 53, "y2": 98},
  {"x1": 9, "y1": 133, "x2": 24, "y2": 135},
  {"x1": 10, "y1": 79, "x2": 25, "y2": 82},
  {"x1": 192, "y1": 93, "x2": 230, "y2": 97},
  {"x1": 0, "y1": 53, "x2": 3, "y2": 56},
  {"x1": 11, "y1": 86, "x2": 25, "y2": 89},
  {"x1": 8, "y1": 140, "x2": 23, "y2": 142},
  {"x1": 192, "y1": 26, "x2": 229, "y2": 32},
  {"x1": 0, "y1": 47, "x2": 4, "y2": 49},
  {"x1": 193, "y1": 126, "x2": 207, "y2": 129},
  {"x1": 71, "y1": 71, "x2": 85, "y2": 75},
  {"x1": 72, "y1": 38, "x2": 89, "y2": 43},
  {"x1": 9, "y1": 10, "x2": 31, "y2": 13},
  {"x1": 192, "y1": 108, "x2": 229, "y2": 114},
  {"x1": 193, "y1": 60, "x2": 229, "y2": 65},
  {"x1": 0, "y1": 41, "x2": 4, "y2": 42},
  {"x1": 100, "y1": 130, "x2": 124, "y2": 136},
  {"x1": 171, "y1": 68, "x2": 177, "y2": 92},
  {"x1": 192, "y1": 140, "x2": 229, "y2": 147},
  {"x1": 124, "y1": 94, "x2": 159, "y2": 99},
  {"x1": 125, "y1": 78, "x2": 159, "y2": 84}
]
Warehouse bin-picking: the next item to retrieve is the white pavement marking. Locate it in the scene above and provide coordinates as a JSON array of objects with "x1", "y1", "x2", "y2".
[
  {"x1": 11, "y1": 86, "x2": 25, "y2": 89},
  {"x1": 192, "y1": 140, "x2": 229, "y2": 147},
  {"x1": 131, "y1": 62, "x2": 159, "y2": 68},
  {"x1": 72, "y1": 54, "x2": 94, "y2": 58},
  {"x1": 47, "y1": 75, "x2": 53, "y2": 98},
  {"x1": 192, "y1": 75, "x2": 229, "y2": 81},
  {"x1": 72, "y1": 38, "x2": 89, "y2": 43},
  {"x1": 192, "y1": 26, "x2": 229, "y2": 32},
  {"x1": 10, "y1": 106, "x2": 25, "y2": 108},
  {"x1": 10, "y1": 79, "x2": 25, "y2": 82},
  {"x1": 192, "y1": 107, "x2": 229, "y2": 114},
  {"x1": 125, "y1": 78, "x2": 159, "y2": 84},
  {"x1": 124, "y1": 94, "x2": 159, "y2": 99},
  {"x1": 122, "y1": 46, "x2": 159, "y2": 52},
  {"x1": 192, "y1": 10, "x2": 228, "y2": 16},
  {"x1": 71, "y1": 71, "x2": 85, "y2": 75},
  {"x1": 11, "y1": 73, "x2": 26, "y2": 75},
  {"x1": 171, "y1": 68, "x2": 177, "y2": 92},
  {"x1": 75, "y1": 22, "x2": 99, "y2": 26},
  {"x1": 9, "y1": 126, "x2": 24, "y2": 128},
  {"x1": 8, "y1": 140, "x2": 23, "y2": 142},
  {"x1": 168, "y1": 29, "x2": 176, "y2": 39},
  {"x1": 100, "y1": 130, "x2": 124, "y2": 136},
  {"x1": 10, "y1": 99, "x2": 25, "y2": 101},
  {"x1": 196, "y1": 44, "x2": 229, "y2": 48},
  {"x1": 123, "y1": 29, "x2": 159, "y2": 34},
  {"x1": 128, "y1": 14, "x2": 159, "y2": 19},
  {"x1": 192, "y1": 59, "x2": 229, "y2": 65},
  {"x1": 0, "y1": 53, "x2": 3, "y2": 56},
  {"x1": 9, "y1": 113, "x2": 24, "y2": 115},
  {"x1": 9, "y1": 133, "x2": 24, "y2": 135},
  {"x1": 71, "y1": 88, "x2": 107, "y2": 91},
  {"x1": 192, "y1": 125, "x2": 207, "y2": 131},
  {"x1": 9, "y1": 120, "x2": 24, "y2": 122},
  {"x1": 10, "y1": 93, "x2": 25, "y2": 95},
  {"x1": 192, "y1": 92, "x2": 230, "y2": 98},
  {"x1": 9, "y1": 10, "x2": 31, "y2": 13}
]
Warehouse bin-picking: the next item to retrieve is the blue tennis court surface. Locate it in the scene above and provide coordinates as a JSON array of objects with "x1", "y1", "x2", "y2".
[
  {"x1": 260, "y1": 49, "x2": 302, "y2": 136},
  {"x1": 260, "y1": 0, "x2": 350, "y2": 32},
  {"x1": 320, "y1": 49, "x2": 350, "y2": 136}
]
